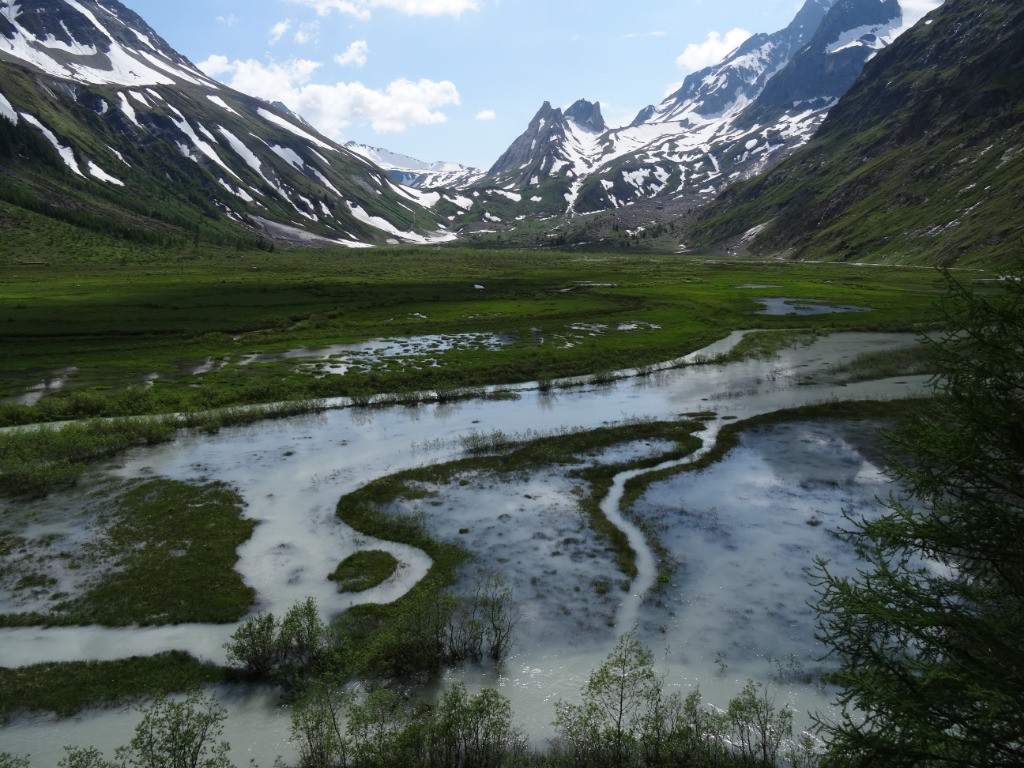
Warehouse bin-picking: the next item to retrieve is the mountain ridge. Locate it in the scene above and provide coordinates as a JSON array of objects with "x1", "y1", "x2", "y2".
[
  {"x1": 0, "y1": 0, "x2": 450, "y2": 248},
  {"x1": 456, "y1": 0, "x2": 917, "y2": 229},
  {"x1": 685, "y1": 0, "x2": 1024, "y2": 267}
]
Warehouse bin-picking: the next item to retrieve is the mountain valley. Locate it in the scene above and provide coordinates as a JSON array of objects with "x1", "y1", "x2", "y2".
[{"x1": 5, "y1": 0, "x2": 1020, "y2": 266}]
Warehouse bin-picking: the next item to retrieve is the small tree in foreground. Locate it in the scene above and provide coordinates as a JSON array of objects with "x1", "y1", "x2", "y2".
[
  {"x1": 116, "y1": 692, "x2": 234, "y2": 768},
  {"x1": 813, "y1": 269, "x2": 1024, "y2": 767},
  {"x1": 59, "y1": 692, "x2": 234, "y2": 768},
  {"x1": 551, "y1": 630, "x2": 798, "y2": 767}
]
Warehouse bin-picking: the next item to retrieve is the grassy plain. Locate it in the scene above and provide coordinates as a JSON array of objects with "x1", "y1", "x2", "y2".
[
  {"x1": 0, "y1": 245, "x2": 956, "y2": 425},
  {"x1": 328, "y1": 550, "x2": 399, "y2": 592},
  {"x1": 0, "y1": 241, "x2": 966, "y2": 720},
  {"x1": 0, "y1": 652, "x2": 231, "y2": 721},
  {"x1": 0, "y1": 479, "x2": 256, "y2": 627}
]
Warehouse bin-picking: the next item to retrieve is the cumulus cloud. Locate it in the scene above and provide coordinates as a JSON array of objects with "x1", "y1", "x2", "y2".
[
  {"x1": 198, "y1": 55, "x2": 460, "y2": 135},
  {"x1": 287, "y1": 0, "x2": 479, "y2": 19},
  {"x1": 676, "y1": 27, "x2": 750, "y2": 73},
  {"x1": 334, "y1": 40, "x2": 369, "y2": 67},
  {"x1": 475, "y1": 109, "x2": 496, "y2": 121},
  {"x1": 269, "y1": 20, "x2": 292, "y2": 44},
  {"x1": 294, "y1": 21, "x2": 320, "y2": 44}
]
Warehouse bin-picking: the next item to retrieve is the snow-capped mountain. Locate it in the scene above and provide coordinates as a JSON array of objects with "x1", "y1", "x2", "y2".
[
  {"x1": 345, "y1": 142, "x2": 484, "y2": 189},
  {"x1": 467, "y1": 0, "x2": 919, "y2": 220},
  {"x1": 688, "y1": 0, "x2": 1022, "y2": 267},
  {"x1": 484, "y1": 99, "x2": 607, "y2": 197},
  {"x1": 0, "y1": 0, "x2": 449, "y2": 247}
]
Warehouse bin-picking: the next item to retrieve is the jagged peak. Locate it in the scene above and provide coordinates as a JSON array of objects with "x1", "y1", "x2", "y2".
[
  {"x1": 564, "y1": 99, "x2": 606, "y2": 132},
  {"x1": 629, "y1": 104, "x2": 656, "y2": 128},
  {"x1": 528, "y1": 100, "x2": 562, "y2": 125}
]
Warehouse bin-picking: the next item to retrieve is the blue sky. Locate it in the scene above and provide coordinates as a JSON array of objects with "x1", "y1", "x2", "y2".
[{"x1": 125, "y1": 0, "x2": 931, "y2": 170}]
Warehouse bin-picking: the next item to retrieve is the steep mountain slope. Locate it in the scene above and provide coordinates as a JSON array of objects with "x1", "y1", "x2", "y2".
[
  {"x1": 463, "y1": 0, "x2": 915, "y2": 226},
  {"x1": 0, "y1": 0, "x2": 448, "y2": 248},
  {"x1": 686, "y1": 0, "x2": 1024, "y2": 267}
]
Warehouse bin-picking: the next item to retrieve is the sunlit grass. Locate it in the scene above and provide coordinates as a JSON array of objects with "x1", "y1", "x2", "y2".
[{"x1": 1, "y1": 249, "x2": 953, "y2": 426}]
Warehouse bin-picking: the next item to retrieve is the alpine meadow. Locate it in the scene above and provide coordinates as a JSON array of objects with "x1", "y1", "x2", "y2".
[{"x1": 1, "y1": 0, "x2": 1021, "y2": 766}]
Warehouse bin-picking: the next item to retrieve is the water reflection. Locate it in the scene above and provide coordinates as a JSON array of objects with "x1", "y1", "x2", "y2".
[
  {"x1": 0, "y1": 332, "x2": 929, "y2": 762},
  {"x1": 754, "y1": 297, "x2": 872, "y2": 315}
]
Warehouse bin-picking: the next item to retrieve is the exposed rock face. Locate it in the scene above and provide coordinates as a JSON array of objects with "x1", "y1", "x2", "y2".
[
  {"x1": 481, "y1": 99, "x2": 608, "y2": 193},
  {"x1": 564, "y1": 99, "x2": 606, "y2": 133},
  {"x1": 739, "y1": 0, "x2": 902, "y2": 128},
  {"x1": 469, "y1": 0, "x2": 929, "y2": 220}
]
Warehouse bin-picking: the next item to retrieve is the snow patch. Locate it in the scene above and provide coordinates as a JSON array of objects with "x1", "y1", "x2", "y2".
[
  {"x1": 206, "y1": 95, "x2": 240, "y2": 116},
  {"x1": 347, "y1": 202, "x2": 456, "y2": 245},
  {"x1": 117, "y1": 93, "x2": 142, "y2": 128},
  {"x1": 170, "y1": 115, "x2": 240, "y2": 180},
  {"x1": 0, "y1": 0, "x2": 180, "y2": 86},
  {"x1": 311, "y1": 169, "x2": 342, "y2": 197},
  {"x1": 20, "y1": 113, "x2": 82, "y2": 176},
  {"x1": 827, "y1": 18, "x2": 901, "y2": 55},
  {"x1": 270, "y1": 144, "x2": 305, "y2": 171},
  {"x1": 217, "y1": 178, "x2": 254, "y2": 202},
  {"x1": 0, "y1": 91, "x2": 17, "y2": 124},
  {"x1": 392, "y1": 183, "x2": 441, "y2": 208},
  {"x1": 87, "y1": 161, "x2": 124, "y2": 186},
  {"x1": 218, "y1": 127, "x2": 266, "y2": 178},
  {"x1": 257, "y1": 108, "x2": 335, "y2": 152},
  {"x1": 107, "y1": 146, "x2": 130, "y2": 166}
]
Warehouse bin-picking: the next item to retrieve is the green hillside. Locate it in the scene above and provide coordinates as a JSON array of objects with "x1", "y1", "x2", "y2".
[{"x1": 686, "y1": 0, "x2": 1024, "y2": 268}]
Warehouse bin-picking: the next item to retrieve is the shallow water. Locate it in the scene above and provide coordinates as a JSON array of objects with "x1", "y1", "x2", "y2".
[
  {"x1": 755, "y1": 297, "x2": 872, "y2": 316},
  {"x1": 0, "y1": 331, "x2": 927, "y2": 763},
  {"x1": 6, "y1": 367, "x2": 78, "y2": 406}
]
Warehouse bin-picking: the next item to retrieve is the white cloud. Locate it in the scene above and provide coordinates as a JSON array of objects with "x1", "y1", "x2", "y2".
[
  {"x1": 676, "y1": 28, "x2": 750, "y2": 73},
  {"x1": 294, "y1": 21, "x2": 320, "y2": 44},
  {"x1": 334, "y1": 40, "x2": 369, "y2": 67},
  {"x1": 269, "y1": 20, "x2": 292, "y2": 44},
  {"x1": 475, "y1": 109, "x2": 496, "y2": 121},
  {"x1": 198, "y1": 56, "x2": 460, "y2": 135},
  {"x1": 200, "y1": 56, "x2": 322, "y2": 95},
  {"x1": 895, "y1": 0, "x2": 944, "y2": 35},
  {"x1": 625, "y1": 30, "x2": 667, "y2": 39},
  {"x1": 217, "y1": 15, "x2": 240, "y2": 26},
  {"x1": 287, "y1": 0, "x2": 479, "y2": 19}
]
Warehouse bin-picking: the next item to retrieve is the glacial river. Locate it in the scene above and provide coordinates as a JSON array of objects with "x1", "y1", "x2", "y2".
[{"x1": 0, "y1": 331, "x2": 929, "y2": 765}]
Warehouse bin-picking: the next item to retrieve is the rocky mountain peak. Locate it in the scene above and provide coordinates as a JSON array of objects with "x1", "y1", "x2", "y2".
[{"x1": 564, "y1": 99, "x2": 606, "y2": 132}]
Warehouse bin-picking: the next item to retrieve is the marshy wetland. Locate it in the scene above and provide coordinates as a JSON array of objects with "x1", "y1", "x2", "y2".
[{"x1": 0, "y1": 250, "x2": 968, "y2": 764}]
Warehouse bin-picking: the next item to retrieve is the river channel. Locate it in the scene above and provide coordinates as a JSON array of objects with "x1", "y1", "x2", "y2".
[{"x1": 0, "y1": 331, "x2": 929, "y2": 764}]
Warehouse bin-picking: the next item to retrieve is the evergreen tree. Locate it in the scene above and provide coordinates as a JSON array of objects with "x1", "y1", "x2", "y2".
[{"x1": 813, "y1": 269, "x2": 1024, "y2": 767}]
